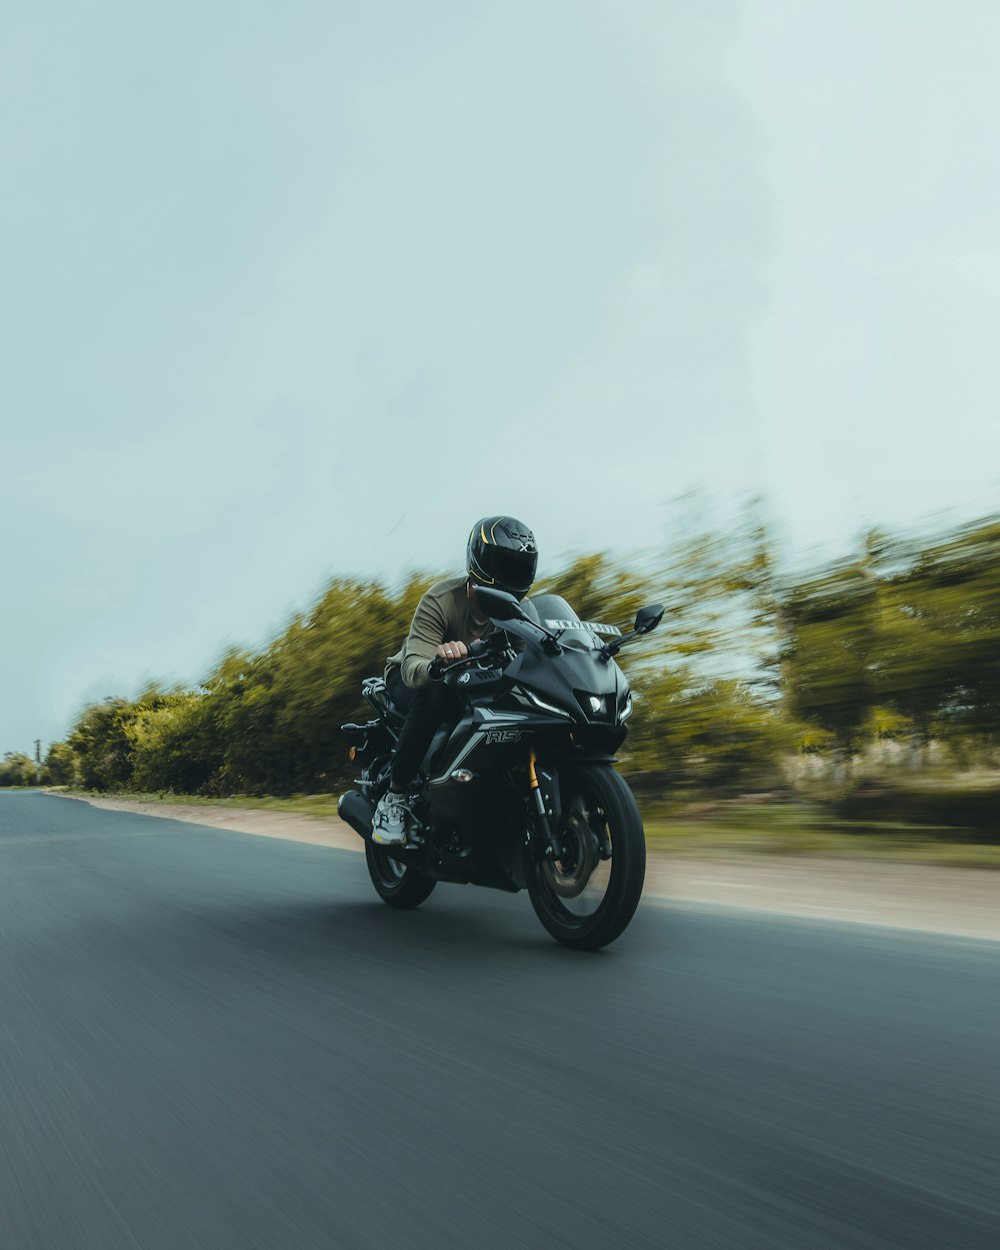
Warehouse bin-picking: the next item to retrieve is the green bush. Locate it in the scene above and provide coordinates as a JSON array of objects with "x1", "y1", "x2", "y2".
[
  {"x1": 832, "y1": 782, "x2": 1000, "y2": 840},
  {"x1": 0, "y1": 752, "x2": 37, "y2": 787},
  {"x1": 40, "y1": 741, "x2": 77, "y2": 786}
]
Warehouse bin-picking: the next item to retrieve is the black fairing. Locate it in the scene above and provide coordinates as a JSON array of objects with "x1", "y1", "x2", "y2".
[{"x1": 504, "y1": 594, "x2": 629, "y2": 735}]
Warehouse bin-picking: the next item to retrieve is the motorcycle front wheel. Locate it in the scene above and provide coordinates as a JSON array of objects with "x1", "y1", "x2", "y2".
[
  {"x1": 526, "y1": 764, "x2": 646, "y2": 951},
  {"x1": 365, "y1": 842, "x2": 437, "y2": 909}
]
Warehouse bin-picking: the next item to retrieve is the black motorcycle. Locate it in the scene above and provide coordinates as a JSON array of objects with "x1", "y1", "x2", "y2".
[{"x1": 338, "y1": 587, "x2": 663, "y2": 950}]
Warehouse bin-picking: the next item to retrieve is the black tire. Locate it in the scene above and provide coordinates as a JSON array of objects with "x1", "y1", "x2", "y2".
[
  {"x1": 365, "y1": 842, "x2": 437, "y2": 909},
  {"x1": 526, "y1": 764, "x2": 646, "y2": 951}
]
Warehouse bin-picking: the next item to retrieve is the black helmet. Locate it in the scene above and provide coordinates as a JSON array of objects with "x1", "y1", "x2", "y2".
[{"x1": 467, "y1": 516, "x2": 538, "y2": 598}]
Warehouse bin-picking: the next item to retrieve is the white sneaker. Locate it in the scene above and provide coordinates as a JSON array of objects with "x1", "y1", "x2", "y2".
[{"x1": 372, "y1": 790, "x2": 409, "y2": 845}]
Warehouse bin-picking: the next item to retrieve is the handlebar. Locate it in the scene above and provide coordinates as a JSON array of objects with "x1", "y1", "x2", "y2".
[{"x1": 429, "y1": 635, "x2": 505, "y2": 678}]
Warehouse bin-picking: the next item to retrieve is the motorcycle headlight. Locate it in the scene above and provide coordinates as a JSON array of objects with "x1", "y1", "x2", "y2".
[
  {"x1": 618, "y1": 692, "x2": 633, "y2": 723},
  {"x1": 573, "y1": 691, "x2": 615, "y2": 722}
]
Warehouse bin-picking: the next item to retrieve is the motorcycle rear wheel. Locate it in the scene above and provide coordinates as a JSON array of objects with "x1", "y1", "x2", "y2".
[
  {"x1": 365, "y1": 842, "x2": 437, "y2": 909},
  {"x1": 526, "y1": 764, "x2": 646, "y2": 950}
]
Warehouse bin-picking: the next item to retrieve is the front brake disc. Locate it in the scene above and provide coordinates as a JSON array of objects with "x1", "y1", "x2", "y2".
[{"x1": 543, "y1": 806, "x2": 597, "y2": 898}]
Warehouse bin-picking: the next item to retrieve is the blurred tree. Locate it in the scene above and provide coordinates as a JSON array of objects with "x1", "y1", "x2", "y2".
[
  {"x1": 0, "y1": 751, "x2": 38, "y2": 786},
  {"x1": 68, "y1": 697, "x2": 139, "y2": 790},
  {"x1": 535, "y1": 553, "x2": 645, "y2": 631},
  {"x1": 922, "y1": 518, "x2": 1000, "y2": 741},
  {"x1": 625, "y1": 673, "x2": 788, "y2": 797},
  {"x1": 638, "y1": 497, "x2": 783, "y2": 685},
  {"x1": 268, "y1": 574, "x2": 432, "y2": 793},
  {"x1": 67, "y1": 688, "x2": 188, "y2": 791},
  {"x1": 872, "y1": 517, "x2": 1000, "y2": 756},
  {"x1": 728, "y1": 507, "x2": 783, "y2": 699},
  {"x1": 130, "y1": 691, "x2": 220, "y2": 793},
  {"x1": 779, "y1": 556, "x2": 878, "y2": 769},
  {"x1": 202, "y1": 648, "x2": 285, "y2": 794},
  {"x1": 40, "y1": 741, "x2": 77, "y2": 786}
]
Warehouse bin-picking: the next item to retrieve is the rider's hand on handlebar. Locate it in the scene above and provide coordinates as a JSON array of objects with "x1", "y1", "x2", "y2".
[
  {"x1": 435, "y1": 641, "x2": 469, "y2": 665},
  {"x1": 430, "y1": 636, "x2": 503, "y2": 677}
]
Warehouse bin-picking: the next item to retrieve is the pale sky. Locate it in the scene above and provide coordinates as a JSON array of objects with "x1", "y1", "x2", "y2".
[{"x1": 3, "y1": 0, "x2": 999, "y2": 752}]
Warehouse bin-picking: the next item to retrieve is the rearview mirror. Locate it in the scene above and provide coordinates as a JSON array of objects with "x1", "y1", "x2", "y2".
[
  {"x1": 634, "y1": 604, "x2": 664, "y2": 635},
  {"x1": 473, "y1": 585, "x2": 523, "y2": 622}
]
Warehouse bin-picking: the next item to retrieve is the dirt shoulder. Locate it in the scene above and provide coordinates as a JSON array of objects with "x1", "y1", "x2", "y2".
[{"x1": 60, "y1": 793, "x2": 1000, "y2": 942}]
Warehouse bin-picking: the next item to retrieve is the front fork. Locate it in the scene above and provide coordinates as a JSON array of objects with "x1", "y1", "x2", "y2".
[
  {"x1": 527, "y1": 747, "x2": 612, "y2": 864},
  {"x1": 527, "y1": 746, "x2": 563, "y2": 861}
]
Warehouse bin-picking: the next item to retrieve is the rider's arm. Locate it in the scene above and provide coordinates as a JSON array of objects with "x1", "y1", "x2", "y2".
[{"x1": 399, "y1": 590, "x2": 449, "y2": 688}]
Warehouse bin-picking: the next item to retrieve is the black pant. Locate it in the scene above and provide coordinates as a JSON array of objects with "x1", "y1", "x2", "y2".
[{"x1": 386, "y1": 668, "x2": 460, "y2": 790}]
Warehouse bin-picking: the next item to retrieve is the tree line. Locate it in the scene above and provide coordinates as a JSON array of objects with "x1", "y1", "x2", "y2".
[{"x1": 11, "y1": 512, "x2": 999, "y2": 806}]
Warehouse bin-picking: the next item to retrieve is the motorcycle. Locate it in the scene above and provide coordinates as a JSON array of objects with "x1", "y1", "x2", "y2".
[{"x1": 338, "y1": 586, "x2": 663, "y2": 950}]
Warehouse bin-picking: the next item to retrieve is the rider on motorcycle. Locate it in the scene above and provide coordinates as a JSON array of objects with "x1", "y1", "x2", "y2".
[{"x1": 372, "y1": 516, "x2": 538, "y2": 845}]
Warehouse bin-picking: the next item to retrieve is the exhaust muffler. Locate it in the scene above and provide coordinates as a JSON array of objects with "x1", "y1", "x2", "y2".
[{"x1": 338, "y1": 790, "x2": 375, "y2": 841}]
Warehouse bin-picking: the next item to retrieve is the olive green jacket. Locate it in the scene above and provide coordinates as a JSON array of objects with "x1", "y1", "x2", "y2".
[{"x1": 386, "y1": 575, "x2": 497, "y2": 689}]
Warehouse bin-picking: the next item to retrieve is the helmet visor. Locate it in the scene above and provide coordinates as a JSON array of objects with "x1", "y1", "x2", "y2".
[{"x1": 480, "y1": 546, "x2": 537, "y2": 596}]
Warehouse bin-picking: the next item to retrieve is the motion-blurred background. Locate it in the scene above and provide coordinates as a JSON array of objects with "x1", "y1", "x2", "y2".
[{"x1": 6, "y1": 508, "x2": 998, "y2": 860}]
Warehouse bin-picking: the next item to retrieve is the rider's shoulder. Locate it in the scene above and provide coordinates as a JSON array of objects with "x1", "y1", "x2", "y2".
[{"x1": 423, "y1": 574, "x2": 469, "y2": 604}]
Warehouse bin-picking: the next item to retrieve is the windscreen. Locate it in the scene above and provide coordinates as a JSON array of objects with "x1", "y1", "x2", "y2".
[{"x1": 524, "y1": 593, "x2": 615, "y2": 651}]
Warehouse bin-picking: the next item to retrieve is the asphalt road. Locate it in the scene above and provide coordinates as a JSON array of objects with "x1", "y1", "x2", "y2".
[{"x1": 1, "y1": 791, "x2": 997, "y2": 1250}]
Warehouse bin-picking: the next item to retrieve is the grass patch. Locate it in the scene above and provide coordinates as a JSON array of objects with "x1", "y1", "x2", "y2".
[
  {"x1": 643, "y1": 801, "x2": 1000, "y2": 866},
  {"x1": 58, "y1": 789, "x2": 1000, "y2": 867}
]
